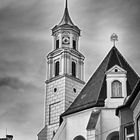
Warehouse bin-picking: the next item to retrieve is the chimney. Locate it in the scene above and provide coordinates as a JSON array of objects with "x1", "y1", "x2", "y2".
[{"x1": 6, "y1": 135, "x2": 13, "y2": 140}]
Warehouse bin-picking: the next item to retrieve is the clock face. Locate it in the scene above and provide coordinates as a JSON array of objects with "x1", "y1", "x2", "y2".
[{"x1": 62, "y1": 36, "x2": 70, "y2": 44}]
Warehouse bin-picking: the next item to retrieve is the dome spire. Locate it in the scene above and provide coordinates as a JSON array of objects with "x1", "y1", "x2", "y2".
[
  {"x1": 58, "y1": 0, "x2": 74, "y2": 26},
  {"x1": 52, "y1": 0, "x2": 80, "y2": 36}
]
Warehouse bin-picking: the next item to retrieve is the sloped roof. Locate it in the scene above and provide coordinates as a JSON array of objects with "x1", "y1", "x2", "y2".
[
  {"x1": 58, "y1": 3, "x2": 74, "y2": 26},
  {"x1": 37, "y1": 126, "x2": 47, "y2": 137},
  {"x1": 62, "y1": 47, "x2": 139, "y2": 116},
  {"x1": 86, "y1": 110, "x2": 100, "y2": 130}
]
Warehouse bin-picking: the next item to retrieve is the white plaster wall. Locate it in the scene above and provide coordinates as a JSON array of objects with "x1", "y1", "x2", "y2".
[
  {"x1": 66, "y1": 110, "x2": 92, "y2": 140},
  {"x1": 87, "y1": 130, "x2": 95, "y2": 140},
  {"x1": 100, "y1": 109, "x2": 120, "y2": 140},
  {"x1": 105, "y1": 65, "x2": 127, "y2": 108}
]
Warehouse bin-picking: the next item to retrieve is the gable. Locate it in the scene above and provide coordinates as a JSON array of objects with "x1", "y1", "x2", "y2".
[{"x1": 106, "y1": 65, "x2": 127, "y2": 75}]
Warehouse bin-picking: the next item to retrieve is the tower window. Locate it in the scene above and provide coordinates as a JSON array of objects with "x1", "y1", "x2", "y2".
[
  {"x1": 73, "y1": 40, "x2": 76, "y2": 50},
  {"x1": 111, "y1": 80, "x2": 122, "y2": 97},
  {"x1": 56, "y1": 40, "x2": 59, "y2": 49},
  {"x1": 55, "y1": 61, "x2": 59, "y2": 76},
  {"x1": 72, "y1": 61, "x2": 76, "y2": 77}
]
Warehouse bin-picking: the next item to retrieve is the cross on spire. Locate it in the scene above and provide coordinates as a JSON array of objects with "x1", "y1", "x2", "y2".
[{"x1": 110, "y1": 33, "x2": 118, "y2": 46}]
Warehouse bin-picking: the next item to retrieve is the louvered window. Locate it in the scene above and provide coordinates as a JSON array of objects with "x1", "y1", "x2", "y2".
[
  {"x1": 56, "y1": 40, "x2": 59, "y2": 49},
  {"x1": 55, "y1": 61, "x2": 59, "y2": 76},
  {"x1": 72, "y1": 61, "x2": 76, "y2": 77},
  {"x1": 112, "y1": 80, "x2": 122, "y2": 97}
]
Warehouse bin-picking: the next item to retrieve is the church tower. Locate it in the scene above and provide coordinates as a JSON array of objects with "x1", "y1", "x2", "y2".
[{"x1": 38, "y1": 1, "x2": 85, "y2": 140}]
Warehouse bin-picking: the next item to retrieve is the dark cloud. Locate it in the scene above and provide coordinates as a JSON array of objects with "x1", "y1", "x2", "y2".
[
  {"x1": 0, "y1": 76, "x2": 44, "y2": 140},
  {"x1": 0, "y1": 76, "x2": 39, "y2": 90}
]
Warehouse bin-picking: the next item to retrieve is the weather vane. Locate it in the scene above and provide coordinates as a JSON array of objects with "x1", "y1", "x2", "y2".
[{"x1": 110, "y1": 33, "x2": 118, "y2": 46}]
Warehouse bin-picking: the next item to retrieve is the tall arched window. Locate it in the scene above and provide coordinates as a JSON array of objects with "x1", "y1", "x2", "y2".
[
  {"x1": 55, "y1": 61, "x2": 59, "y2": 76},
  {"x1": 106, "y1": 131, "x2": 119, "y2": 140},
  {"x1": 72, "y1": 61, "x2": 76, "y2": 77},
  {"x1": 112, "y1": 80, "x2": 122, "y2": 97},
  {"x1": 73, "y1": 40, "x2": 76, "y2": 50},
  {"x1": 56, "y1": 40, "x2": 59, "y2": 49}
]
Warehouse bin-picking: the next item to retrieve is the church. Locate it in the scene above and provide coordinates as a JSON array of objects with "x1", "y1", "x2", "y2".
[{"x1": 38, "y1": 1, "x2": 139, "y2": 140}]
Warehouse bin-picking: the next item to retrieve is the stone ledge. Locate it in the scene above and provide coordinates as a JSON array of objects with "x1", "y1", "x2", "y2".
[{"x1": 45, "y1": 74, "x2": 85, "y2": 85}]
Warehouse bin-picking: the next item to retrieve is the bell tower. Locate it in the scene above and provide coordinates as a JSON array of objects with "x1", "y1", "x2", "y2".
[{"x1": 38, "y1": 1, "x2": 85, "y2": 140}]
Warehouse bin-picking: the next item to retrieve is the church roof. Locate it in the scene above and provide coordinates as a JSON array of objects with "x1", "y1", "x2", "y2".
[{"x1": 62, "y1": 46, "x2": 139, "y2": 116}]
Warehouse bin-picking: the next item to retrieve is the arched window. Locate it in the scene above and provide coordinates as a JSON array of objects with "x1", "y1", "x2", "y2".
[
  {"x1": 73, "y1": 135, "x2": 86, "y2": 140},
  {"x1": 56, "y1": 40, "x2": 59, "y2": 49},
  {"x1": 112, "y1": 80, "x2": 122, "y2": 97},
  {"x1": 55, "y1": 61, "x2": 59, "y2": 76},
  {"x1": 106, "y1": 131, "x2": 119, "y2": 140},
  {"x1": 72, "y1": 61, "x2": 76, "y2": 77},
  {"x1": 73, "y1": 40, "x2": 76, "y2": 50}
]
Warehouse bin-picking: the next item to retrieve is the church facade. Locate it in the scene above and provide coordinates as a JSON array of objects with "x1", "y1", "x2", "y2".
[{"x1": 38, "y1": 1, "x2": 139, "y2": 140}]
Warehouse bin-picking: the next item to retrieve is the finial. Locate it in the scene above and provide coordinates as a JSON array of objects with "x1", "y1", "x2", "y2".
[
  {"x1": 110, "y1": 33, "x2": 118, "y2": 46},
  {"x1": 65, "y1": 0, "x2": 68, "y2": 9}
]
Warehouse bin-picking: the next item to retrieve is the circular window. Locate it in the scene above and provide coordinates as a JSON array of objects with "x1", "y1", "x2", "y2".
[
  {"x1": 73, "y1": 88, "x2": 76, "y2": 93},
  {"x1": 115, "y1": 69, "x2": 118, "y2": 72},
  {"x1": 54, "y1": 88, "x2": 57, "y2": 92}
]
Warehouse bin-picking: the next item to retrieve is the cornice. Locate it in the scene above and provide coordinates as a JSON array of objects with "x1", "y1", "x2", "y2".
[{"x1": 45, "y1": 74, "x2": 85, "y2": 85}]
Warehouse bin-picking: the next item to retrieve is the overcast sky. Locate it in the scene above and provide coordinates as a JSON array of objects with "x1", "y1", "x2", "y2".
[{"x1": 0, "y1": 0, "x2": 140, "y2": 140}]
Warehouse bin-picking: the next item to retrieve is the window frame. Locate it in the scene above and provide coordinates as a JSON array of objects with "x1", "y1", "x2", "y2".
[
  {"x1": 73, "y1": 135, "x2": 86, "y2": 140},
  {"x1": 73, "y1": 40, "x2": 76, "y2": 50},
  {"x1": 111, "y1": 80, "x2": 122, "y2": 98},
  {"x1": 49, "y1": 101, "x2": 61, "y2": 125},
  {"x1": 124, "y1": 124, "x2": 135, "y2": 140},
  {"x1": 56, "y1": 39, "x2": 59, "y2": 49},
  {"x1": 72, "y1": 61, "x2": 76, "y2": 77},
  {"x1": 55, "y1": 61, "x2": 60, "y2": 76}
]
